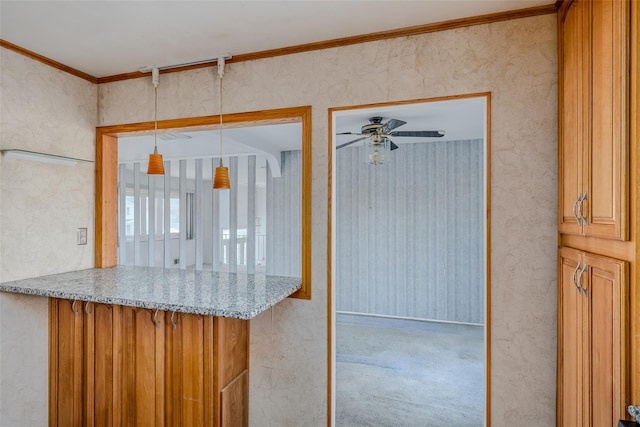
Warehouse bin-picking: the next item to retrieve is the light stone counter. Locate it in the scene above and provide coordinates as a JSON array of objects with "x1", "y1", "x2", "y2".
[{"x1": 0, "y1": 266, "x2": 301, "y2": 319}]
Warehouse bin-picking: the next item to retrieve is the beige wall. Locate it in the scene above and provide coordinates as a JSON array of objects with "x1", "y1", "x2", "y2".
[
  {"x1": 0, "y1": 48, "x2": 97, "y2": 282},
  {"x1": 0, "y1": 12, "x2": 558, "y2": 426},
  {"x1": 0, "y1": 47, "x2": 97, "y2": 425},
  {"x1": 100, "y1": 14, "x2": 558, "y2": 426}
]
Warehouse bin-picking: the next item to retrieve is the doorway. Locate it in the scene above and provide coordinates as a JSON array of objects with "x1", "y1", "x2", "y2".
[{"x1": 328, "y1": 94, "x2": 491, "y2": 426}]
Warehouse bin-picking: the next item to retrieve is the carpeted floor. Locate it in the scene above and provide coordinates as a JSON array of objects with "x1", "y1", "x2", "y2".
[{"x1": 336, "y1": 314, "x2": 485, "y2": 427}]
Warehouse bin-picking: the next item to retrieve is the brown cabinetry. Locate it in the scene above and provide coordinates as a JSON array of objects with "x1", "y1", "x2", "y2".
[
  {"x1": 121, "y1": 306, "x2": 165, "y2": 426},
  {"x1": 49, "y1": 299, "x2": 84, "y2": 426},
  {"x1": 49, "y1": 298, "x2": 249, "y2": 426},
  {"x1": 557, "y1": 247, "x2": 628, "y2": 427},
  {"x1": 558, "y1": 0, "x2": 629, "y2": 240},
  {"x1": 557, "y1": 0, "x2": 638, "y2": 423}
]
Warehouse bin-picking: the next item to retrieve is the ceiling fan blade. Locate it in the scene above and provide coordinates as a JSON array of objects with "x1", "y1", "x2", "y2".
[
  {"x1": 380, "y1": 137, "x2": 399, "y2": 151},
  {"x1": 390, "y1": 130, "x2": 446, "y2": 138},
  {"x1": 336, "y1": 132, "x2": 364, "y2": 135},
  {"x1": 336, "y1": 136, "x2": 369, "y2": 150},
  {"x1": 382, "y1": 119, "x2": 407, "y2": 133}
]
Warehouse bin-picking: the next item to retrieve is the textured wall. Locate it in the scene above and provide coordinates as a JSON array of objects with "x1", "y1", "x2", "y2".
[
  {"x1": 0, "y1": 47, "x2": 97, "y2": 425},
  {"x1": 0, "y1": 12, "x2": 558, "y2": 427},
  {"x1": 336, "y1": 139, "x2": 484, "y2": 324},
  {"x1": 100, "y1": 14, "x2": 557, "y2": 426}
]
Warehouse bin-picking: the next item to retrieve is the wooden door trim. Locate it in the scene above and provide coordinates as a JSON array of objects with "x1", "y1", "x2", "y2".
[
  {"x1": 630, "y1": 0, "x2": 639, "y2": 409},
  {"x1": 327, "y1": 92, "x2": 492, "y2": 427},
  {"x1": 95, "y1": 106, "x2": 312, "y2": 299}
]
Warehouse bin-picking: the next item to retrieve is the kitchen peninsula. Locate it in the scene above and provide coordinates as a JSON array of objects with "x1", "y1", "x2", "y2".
[{"x1": 0, "y1": 267, "x2": 301, "y2": 426}]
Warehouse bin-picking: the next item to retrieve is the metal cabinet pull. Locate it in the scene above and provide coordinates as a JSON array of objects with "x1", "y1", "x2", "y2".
[
  {"x1": 170, "y1": 311, "x2": 177, "y2": 329},
  {"x1": 577, "y1": 263, "x2": 588, "y2": 297},
  {"x1": 572, "y1": 262, "x2": 582, "y2": 293},
  {"x1": 71, "y1": 300, "x2": 79, "y2": 316},
  {"x1": 84, "y1": 301, "x2": 92, "y2": 317},
  {"x1": 153, "y1": 309, "x2": 160, "y2": 328},
  {"x1": 578, "y1": 191, "x2": 588, "y2": 224},
  {"x1": 572, "y1": 195, "x2": 582, "y2": 225}
]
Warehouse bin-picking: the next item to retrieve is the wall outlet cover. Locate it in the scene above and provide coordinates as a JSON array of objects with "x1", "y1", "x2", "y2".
[{"x1": 77, "y1": 228, "x2": 88, "y2": 245}]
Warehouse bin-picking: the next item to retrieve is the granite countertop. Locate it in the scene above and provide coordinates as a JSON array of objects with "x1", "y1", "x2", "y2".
[{"x1": 0, "y1": 266, "x2": 302, "y2": 320}]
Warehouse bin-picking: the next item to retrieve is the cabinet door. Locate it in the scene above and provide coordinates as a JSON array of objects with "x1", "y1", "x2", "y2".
[
  {"x1": 166, "y1": 313, "x2": 215, "y2": 427},
  {"x1": 49, "y1": 298, "x2": 84, "y2": 427},
  {"x1": 220, "y1": 370, "x2": 248, "y2": 427},
  {"x1": 584, "y1": 0, "x2": 629, "y2": 240},
  {"x1": 216, "y1": 318, "x2": 249, "y2": 427},
  {"x1": 559, "y1": 0, "x2": 586, "y2": 236},
  {"x1": 121, "y1": 306, "x2": 166, "y2": 427},
  {"x1": 558, "y1": 247, "x2": 584, "y2": 427},
  {"x1": 84, "y1": 302, "x2": 122, "y2": 427},
  {"x1": 583, "y1": 252, "x2": 627, "y2": 426}
]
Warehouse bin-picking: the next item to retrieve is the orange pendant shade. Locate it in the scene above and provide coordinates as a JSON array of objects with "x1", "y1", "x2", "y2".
[
  {"x1": 147, "y1": 148, "x2": 165, "y2": 175},
  {"x1": 213, "y1": 165, "x2": 230, "y2": 189}
]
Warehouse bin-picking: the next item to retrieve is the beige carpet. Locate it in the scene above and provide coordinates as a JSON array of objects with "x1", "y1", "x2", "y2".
[{"x1": 336, "y1": 314, "x2": 484, "y2": 427}]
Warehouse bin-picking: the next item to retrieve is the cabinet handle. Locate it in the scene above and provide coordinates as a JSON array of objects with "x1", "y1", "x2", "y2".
[
  {"x1": 578, "y1": 191, "x2": 588, "y2": 225},
  {"x1": 71, "y1": 300, "x2": 79, "y2": 316},
  {"x1": 572, "y1": 195, "x2": 582, "y2": 225},
  {"x1": 170, "y1": 311, "x2": 178, "y2": 329},
  {"x1": 84, "y1": 301, "x2": 92, "y2": 317},
  {"x1": 572, "y1": 261, "x2": 582, "y2": 293},
  {"x1": 577, "y1": 263, "x2": 588, "y2": 297},
  {"x1": 153, "y1": 309, "x2": 160, "y2": 328}
]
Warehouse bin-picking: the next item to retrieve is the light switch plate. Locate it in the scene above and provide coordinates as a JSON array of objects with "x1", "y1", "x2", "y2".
[{"x1": 77, "y1": 228, "x2": 87, "y2": 245}]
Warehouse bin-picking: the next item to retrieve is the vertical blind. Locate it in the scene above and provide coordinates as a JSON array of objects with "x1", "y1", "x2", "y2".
[
  {"x1": 117, "y1": 152, "x2": 301, "y2": 277},
  {"x1": 336, "y1": 139, "x2": 485, "y2": 324}
]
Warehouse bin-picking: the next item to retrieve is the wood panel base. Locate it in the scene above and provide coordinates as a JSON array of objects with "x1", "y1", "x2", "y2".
[{"x1": 49, "y1": 298, "x2": 249, "y2": 426}]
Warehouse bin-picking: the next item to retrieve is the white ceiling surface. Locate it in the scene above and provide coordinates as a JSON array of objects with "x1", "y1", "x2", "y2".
[
  {"x1": 1, "y1": 1, "x2": 553, "y2": 78},
  {"x1": 334, "y1": 96, "x2": 487, "y2": 147},
  {"x1": 119, "y1": 95, "x2": 485, "y2": 170},
  {"x1": 118, "y1": 123, "x2": 302, "y2": 162}
]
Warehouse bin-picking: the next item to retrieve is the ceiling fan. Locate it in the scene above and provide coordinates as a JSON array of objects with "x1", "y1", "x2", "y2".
[{"x1": 336, "y1": 116, "x2": 446, "y2": 152}]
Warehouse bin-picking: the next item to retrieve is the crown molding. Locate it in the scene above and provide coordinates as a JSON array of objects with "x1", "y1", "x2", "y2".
[
  {"x1": 0, "y1": 39, "x2": 97, "y2": 83},
  {"x1": 1, "y1": 3, "x2": 557, "y2": 85}
]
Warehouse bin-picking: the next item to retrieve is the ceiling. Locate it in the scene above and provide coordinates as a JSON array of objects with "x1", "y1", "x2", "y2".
[
  {"x1": 118, "y1": 95, "x2": 486, "y2": 171},
  {"x1": 2, "y1": 1, "x2": 543, "y2": 166},
  {"x1": 1, "y1": 1, "x2": 554, "y2": 79}
]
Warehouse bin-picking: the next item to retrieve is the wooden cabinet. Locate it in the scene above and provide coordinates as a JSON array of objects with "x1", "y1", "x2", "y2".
[
  {"x1": 84, "y1": 302, "x2": 122, "y2": 427},
  {"x1": 49, "y1": 299, "x2": 84, "y2": 426},
  {"x1": 558, "y1": 0, "x2": 639, "y2": 419},
  {"x1": 557, "y1": 247, "x2": 628, "y2": 426},
  {"x1": 121, "y1": 306, "x2": 166, "y2": 426},
  {"x1": 558, "y1": 0, "x2": 629, "y2": 240},
  {"x1": 165, "y1": 314, "x2": 249, "y2": 427},
  {"x1": 49, "y1": 299, "x2": 249, "y2": 427}
]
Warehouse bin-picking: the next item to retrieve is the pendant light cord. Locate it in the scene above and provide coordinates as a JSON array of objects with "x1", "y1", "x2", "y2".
[
  {"x1": 154, "y1": 85, "x2": 158, "y2": 152},
  {"x1": 218, "y1": 74, "x2": 223, "y2": 166}
]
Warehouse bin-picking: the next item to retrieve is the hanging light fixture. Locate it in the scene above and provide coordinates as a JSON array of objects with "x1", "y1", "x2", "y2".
[
  {"x1": 364, "y1": 134, "x2": 389, "y2": 165},
  {"x1": 213, "y1": 56, "x2": 231, "y2": 189},
  {"x1": 147, "y1": 67, "x2": 165, "y2": 175}
]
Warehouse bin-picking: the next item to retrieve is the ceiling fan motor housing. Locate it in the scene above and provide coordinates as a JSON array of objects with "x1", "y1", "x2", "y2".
[
  {"x1": 361, "y1": 123, "x2": 383, "y2": 134},
  {"x1": 362, "y1": 117, "x2": 386, "y2": 134}
]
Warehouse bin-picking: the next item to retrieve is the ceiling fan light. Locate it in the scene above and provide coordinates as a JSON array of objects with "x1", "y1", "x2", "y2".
[
  {"x1": 368, "y1": 147, "x2": 384, "y2": 165},
  {"x1": 147, "y1": 146, "x2": 165, "y2": 174}
]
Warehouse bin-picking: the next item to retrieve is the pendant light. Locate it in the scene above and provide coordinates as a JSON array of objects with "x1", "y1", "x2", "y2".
[
  {"x1": 213, "y1": 56, "x2": 230, "y2": 189},
  {"x1": 147, "y1": 67, "x2": 165, "y2": 175}
]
